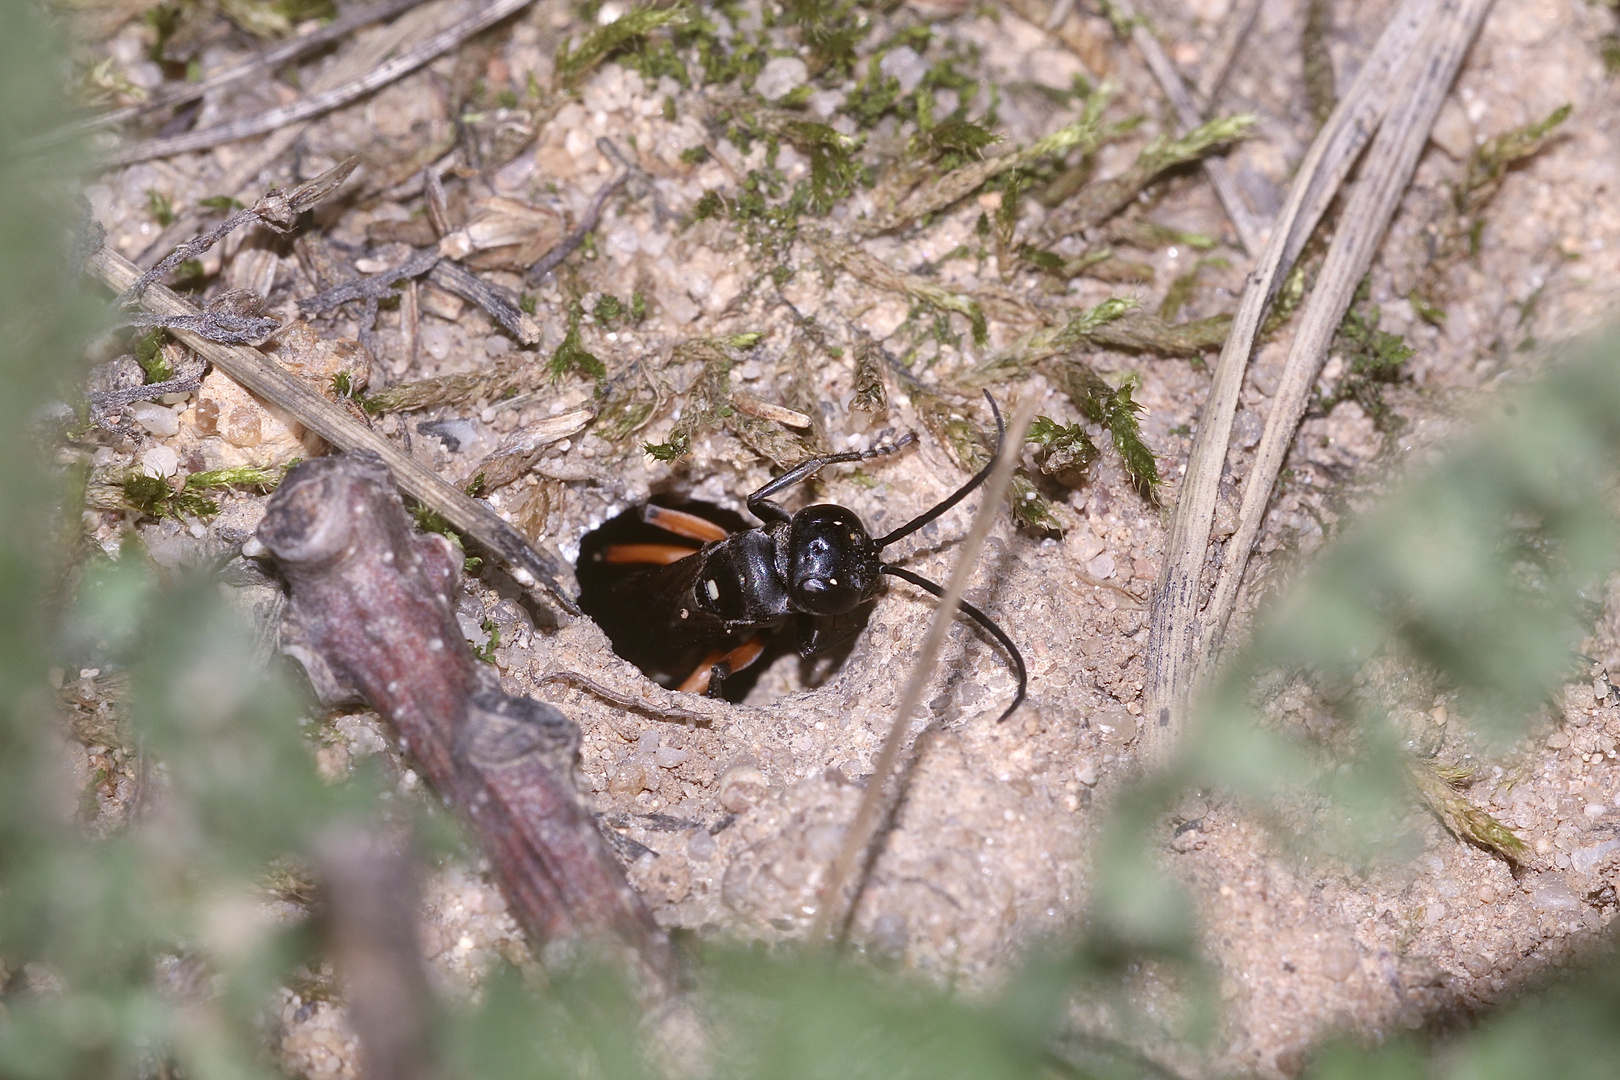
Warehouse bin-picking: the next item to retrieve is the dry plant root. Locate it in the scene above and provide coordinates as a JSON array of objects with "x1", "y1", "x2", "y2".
[{"x1": 257, "y1": 452, "x2": 678, "y2": 992}]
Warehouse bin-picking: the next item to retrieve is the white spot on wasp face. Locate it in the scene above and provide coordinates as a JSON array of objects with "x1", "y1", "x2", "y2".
[
  {"x1": 706, "y1": 579, "x2": 720, "y2": 601},
  {"x1": 680, "y1": 608, "x2": 689, "y2": 619},
  {"x1": 829, "y1": 577, "x2": 838, "y2": 585}
]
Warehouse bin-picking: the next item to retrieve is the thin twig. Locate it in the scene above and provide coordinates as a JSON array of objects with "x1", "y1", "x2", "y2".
[
  {"x1": 25, "y1": 0, "x2": 430, "y2": 153},
  {"x1": 525, "y1": 169, "x2": 630, "y2": 283},
  {"x1": 429, "y1": 260, "x2": 543, "y2": 344},
  {"x1": 1142, "y1": 0, "x2": 1467, "y2": 767},
  {"x1": 808, "y1": 396, "x2": 1037, "y2": 947},
  {"x1": 121, "y1": 309, "x2": 281, "y2": 344},
  {"x1": 1110, "y1": 0, "x2": 1262, "y2": 256},
  {"x1": 1199, "y1": 0, "x2": 1495, "y2": 664},
  {"x1": 86, "y1": 244, "x2": 580, "y2": 623},
  {"x1": 100, "y1": 0, "x2": 536, "y2": 167},
  {"x1": 299, "y1": 248, "x2": 442, "y2": 313},
  {"x1": 1195, "y1": 0, "x2": 1264, "y2": 104},
  {"x1": 125, "y1": 157, "x2": 359, "y2": 300},
  {"x1": 535, "y1": 672, "x2": 721, "y2": 727},
  {"x1": 316, "y1": 825, "x2": 436, "y2": 1080}
]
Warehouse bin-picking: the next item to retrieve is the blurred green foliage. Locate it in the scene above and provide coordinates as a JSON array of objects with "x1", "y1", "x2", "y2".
[{"x1": 9, "y1": 4, "x2": 1620, "y2": 1080}]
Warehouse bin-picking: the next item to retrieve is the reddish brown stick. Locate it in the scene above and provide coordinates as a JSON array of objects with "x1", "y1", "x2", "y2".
[{"x1": 258, "y1": 452, "x2": 677, "y2": 990}]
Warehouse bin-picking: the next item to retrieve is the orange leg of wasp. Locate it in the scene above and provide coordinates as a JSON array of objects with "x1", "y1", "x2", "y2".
[
  {"x1": 677, "y1": 637, "x2": 766, "y2": 695},
  {"x1": 643, "y1": 504, "x2": 730, "y2": 543},
  {"x1": 603, "y1": 543, "x2": 698, "y2": 565}
]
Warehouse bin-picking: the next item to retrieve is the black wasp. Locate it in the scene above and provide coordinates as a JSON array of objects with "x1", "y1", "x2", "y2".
[{"x1": 575, "y1": 394, "x2": 1026, "y2": 722}]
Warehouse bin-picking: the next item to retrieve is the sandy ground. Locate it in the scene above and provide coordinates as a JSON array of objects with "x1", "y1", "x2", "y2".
[{"x1": 66, "y1": 0, "x2": 1620, "y2": 1075}]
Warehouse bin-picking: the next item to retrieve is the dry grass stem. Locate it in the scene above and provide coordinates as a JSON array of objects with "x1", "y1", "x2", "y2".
[
  {"x1": 1199, "y1": 0, "x2": 1496, "y2": 670},
  {"x1": 102, "y1": 0, "x2": 535, "y2": 167},
  {"x1": 87, "y1": 245, "x2": 579, "y2": 622},
  {"x1": 809, "y1": 395, "x2": 1037, "y2": 946},
  {"x1": 1143, "y1": 0, "x2": 1447, "y2": 768}
]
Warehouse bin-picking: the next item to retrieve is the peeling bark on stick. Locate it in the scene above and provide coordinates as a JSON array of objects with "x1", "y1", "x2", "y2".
[{"x1": 257, "y1": 452, "x2": 677, "y2": 991}]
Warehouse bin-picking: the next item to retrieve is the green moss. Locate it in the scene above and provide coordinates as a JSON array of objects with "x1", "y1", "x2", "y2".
[
  {"x1": 121, "y1": 467, "x2": 279, "y2": 520},
  {"x1": 410, "y1": 503, "x2": 480, "y2": 570},
  {"x1": 915, "y1": 118, "x2": 1000, "y2": 169},
  {"x1": 1317, "y1": 280, "x2": 1414, "y2": 431},
  {"x1": 172, "y1": 258, "x2": 207, "y2": 292},
  {"x1": 1008, "y1": 472, "x2": 1062, "y2": 533},
  {"x1": 197, "y1": 195, "x2": 243, "y2": 213},
  {"x1": 1053, "y1": 112, "x2": 1255, "y2": 231},
  {"x1": 776, "y1": 120, "x2": 860, "y2": 212},
  {"x1": 1025, "y1": 415, "x2": 1099, "y2": 488},
  {"x1": 1601, "y1": 32, "x2": 1620, "y2": 76},
  {"x1": 1110, "y1": 219, "x2": 1220, "y2": 252},
  {"x1": 1068, "y1": 371, "x2": 1158, "y2": 499},
  {"x1": 555, "y1": 4, "x2": 688, "y2": 88},
  {"x1": 1262, "y1": 260, "x2": 1310, "y2": 336},
  {"x1": 1302, "y1": 0, "x2": 1336, "y2": 128},
  {"x1": 592, "y1": 293, "x2": 625, "y2": 324},
  {"x1": 133, "y1": 329, "x2": 173, "y2": 383},
  {"x1": 1458, "y1": 103, "x2": 1572, "y2": 216},
  {"x1": 471, "y1": 617, "x2": 500, "y2": 664},
  {"x1": 145, "y1": 189, "x2": 175, "y2": 226},
  {"x1": 1408, "y1": 290, "x2": 1446, "y2": 327},
  {"x1": 548, "y1": 303, "x2": 606, "y2": 382},
  {"x1": 644, "y1": 432, "x2": 690, "y2": 461},
  {"x1": 123, "y1": 473, "x2": 213, "y2": 518},
  {"x1": 1158, "y1": 257, "x2": 1230, "y2": 322},
  {"x1": 782, "y1": 0, "x2": 868, "y2": 77}
]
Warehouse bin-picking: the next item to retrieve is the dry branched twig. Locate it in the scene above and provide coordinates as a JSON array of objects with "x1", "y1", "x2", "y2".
[
  {"x1": 261, "y1": 454, "x2": 678, "y2": 991},
  {"x1": 124, "y1": 157, "x2": 359, "y2": 301}
]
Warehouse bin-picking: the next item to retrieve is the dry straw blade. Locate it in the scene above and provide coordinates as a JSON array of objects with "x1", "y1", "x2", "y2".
[
  {"x1": 809, "y1": 395, "x2": 1038, "y2": 947},
  {"x1": 1142, "y1": 0, "x2": 1494, "y2": 767},
  {"x1": 86, "y1": 245, "x2": 579, "y2": 622}
]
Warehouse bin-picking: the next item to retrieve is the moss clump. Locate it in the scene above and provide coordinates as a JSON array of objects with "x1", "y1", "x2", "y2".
[
  {"x1": 1025, "y1": 415, "x2": 1099, "y2": 488},
  {"x1": 1317, "y1": 281, "x2": 1414, "y2": 431},
  {"x1": 122, "y1": 466, "x2": 281, "y2": 519},
  {"x1": 132, "y1": 328, "x2": 173, "y2": 382},
  {"x1": 548, "y1": 303, "x2": 606, "y2": 382},
  {"x1": 555, "y1": 4, "x2": 688, "y2": 88}
]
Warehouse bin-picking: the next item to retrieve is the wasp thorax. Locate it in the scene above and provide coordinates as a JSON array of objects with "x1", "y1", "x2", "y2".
[{"x1": 785, "y1": 504, "x2": 879, "y2": 615}]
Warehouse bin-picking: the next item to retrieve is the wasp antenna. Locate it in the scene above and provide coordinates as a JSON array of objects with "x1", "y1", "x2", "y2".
[
  {"x1": 875, "y1": 391, "x2": 1006, "y2": 549},
  {"x1": 879, "y1": 564, "x2": 1026, "y2": 723}
]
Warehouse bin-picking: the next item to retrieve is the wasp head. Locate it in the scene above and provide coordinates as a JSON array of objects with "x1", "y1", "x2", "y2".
[{"x1": 783, "y1": 504, "x2": 880, "y2": 615}]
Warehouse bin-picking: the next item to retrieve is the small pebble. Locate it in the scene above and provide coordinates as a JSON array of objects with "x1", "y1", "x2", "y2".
[
  {"x1": 130, "y1": 401, "x2": 180, "y2": 436},
  {"x1": 687, "y1": 829, "x2": 716, "y2": 861},
  {"x1": 754, "y1": 55, "x2": 808, "y2": 100},
  {"x1": 139, "y1": 444, "x2": 179, "y2": 477},
  {"x1": 1319, "y1": 942, "x2": 1360, "y2": 982}
]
